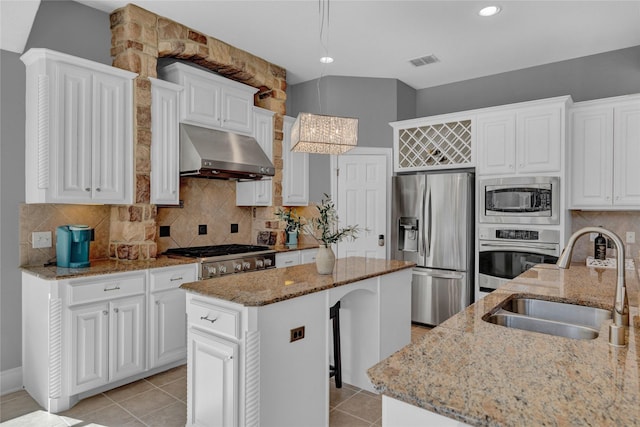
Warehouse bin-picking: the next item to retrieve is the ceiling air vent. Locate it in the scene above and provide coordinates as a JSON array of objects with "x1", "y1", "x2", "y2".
[{"x1": 409, "y1": 54, "x2": 439, "y2": 67}]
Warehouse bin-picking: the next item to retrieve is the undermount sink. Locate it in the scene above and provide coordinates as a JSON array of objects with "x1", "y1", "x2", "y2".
[{"x1": 483, "y1": 297, "x2": 612, "y2": 340}]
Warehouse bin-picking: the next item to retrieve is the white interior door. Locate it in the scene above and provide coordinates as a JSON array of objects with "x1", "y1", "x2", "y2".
[{"x1": 332, "y1": 148, "x2": 390, "y2": 260}]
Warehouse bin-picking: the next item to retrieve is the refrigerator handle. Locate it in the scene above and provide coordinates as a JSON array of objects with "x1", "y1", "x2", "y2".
[
  {"x1": 420, "y1": 185, "x2": 427, "y2": 257},
  {"x1": 427, "y1": 187, "x2": 432, "y2": 256},
  {"x1": 413, "y1": 270, "x2": 464, "y2": 280}
]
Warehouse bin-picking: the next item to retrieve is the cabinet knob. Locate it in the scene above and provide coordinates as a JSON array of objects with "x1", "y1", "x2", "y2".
[
  {"x1": 114, "y1": 308, "x2": 119, "y2": 313},
  {"x1": 85, "y1": 188, "x2": 91, "y2": 192},
  {"x1": 96, "y1": 188, "x2": 101, "y2": 192},
  {"x1": 102, "y1": 310, "x2": 108, "y2": 315}
]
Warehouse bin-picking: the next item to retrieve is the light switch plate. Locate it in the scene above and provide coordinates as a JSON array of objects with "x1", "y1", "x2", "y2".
[
  {"x1": 32, "y1": 231, "x2": 52, "y2": 248},
  {"x1": 626, "y1": 232, "x2": 635, "y2": 244}
]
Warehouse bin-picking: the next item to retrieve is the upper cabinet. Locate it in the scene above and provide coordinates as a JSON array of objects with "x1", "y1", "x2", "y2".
[
  {"x1": 570, "y1": 94, "x2": 640, "y2": 209},
  {"x1": 159, "y1": 62, "x2": 257, "y2": 135},
  {"x1": 236, "y1": 107, "x2": 274, "y2": 206},
  {"x1": 21, "y1": 49, "x2": 137, "y2": 204},
  {"x1": 391, "y1": 114, "x2": 474, "y2": 172},
  {"x1": 282, "y1": 115, "x2": 309, "y2": 206},
  {"x1": 476, "y1": 97, "x2": 568, "y2": 176},
  {"x1": 150, "y1": 78, "x2": 183, "y2": 205}
]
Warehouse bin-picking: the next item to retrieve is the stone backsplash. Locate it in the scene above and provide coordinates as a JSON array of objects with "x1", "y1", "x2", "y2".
[
  {"x1": 19, "y1": 204, "x2": 110, "y2": 266},
  {"x1": 570, "y1": 210, "x2": 640, "y2": 262}
]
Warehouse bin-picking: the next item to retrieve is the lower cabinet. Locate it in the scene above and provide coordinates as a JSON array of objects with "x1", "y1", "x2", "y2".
[
  {"x1": 22, "y1": 263, "x2": 197, "y2": 413},
  {"x1": 275, "y1": 248, "x2": 319, "y2": 268},
  {"x1": 188, "y1": 328, "x2": 238, "y2": 427}
]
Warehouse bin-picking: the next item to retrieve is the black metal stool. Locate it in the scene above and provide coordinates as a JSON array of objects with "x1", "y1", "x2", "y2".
[{"x1": 329, "y1": 301, "x2": 342, "y2": 388}]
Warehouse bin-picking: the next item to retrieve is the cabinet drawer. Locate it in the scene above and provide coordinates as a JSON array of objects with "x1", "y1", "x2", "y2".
[
  {"x1": 276, "y1": 251, "x2": 300, "y2": 268},
  {"x1": 67, "y1": 273, "x2": 146, "y2": 306},
  {"x1": 150, "y1": 264, "x2": 197, "y2": 292},
  {"x1": 300, "y1": 249, "x2": 318, "y2": 264},
  {"x1": 188, "y1": 299, "x2": 241, "y2": 340}
]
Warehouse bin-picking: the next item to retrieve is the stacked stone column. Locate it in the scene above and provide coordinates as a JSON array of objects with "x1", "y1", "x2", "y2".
[{"x1": 109, "y1": 4, "x2": 287, "y2": 260}]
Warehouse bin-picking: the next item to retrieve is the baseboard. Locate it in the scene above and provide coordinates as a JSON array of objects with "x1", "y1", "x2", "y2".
[{"x1": 1, "y1": 366, "x2": 23, "y2": 395}]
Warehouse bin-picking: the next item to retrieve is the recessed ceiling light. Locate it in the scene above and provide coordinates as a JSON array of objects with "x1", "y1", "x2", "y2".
[
  {"x1": 320, "y1": 56, "x2": 334, "y2": 64},
  {"x1": 478, "y1": 6, "x2": 501, "y2": 17}
]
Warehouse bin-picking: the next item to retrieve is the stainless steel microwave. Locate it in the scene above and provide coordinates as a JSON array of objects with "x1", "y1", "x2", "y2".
[{"x1": 479, "y1": 176, "x2": 560, "y2": 224}]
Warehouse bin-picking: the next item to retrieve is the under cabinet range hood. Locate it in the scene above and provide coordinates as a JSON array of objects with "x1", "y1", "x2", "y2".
[{"x1": 179, "y1": 123, "x2": 275, "y2": 180}]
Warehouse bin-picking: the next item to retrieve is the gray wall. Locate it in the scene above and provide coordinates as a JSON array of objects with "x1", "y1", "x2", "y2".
[
  {"x1": 0, "y1": 0, "x2": 111, "y2": 373},
  {"x1": 416, "y1": 45, "x2": 640, "y2": 117},
  {"x1": 287, "y1": 76, "x2": 409, "y2": 202}
]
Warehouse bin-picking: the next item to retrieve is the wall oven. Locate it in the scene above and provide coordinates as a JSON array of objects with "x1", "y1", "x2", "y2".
[
  {"x1": 478, "y1": 226, "x2": 560, "y2": 293},
  {"x1": 479, "y1": 176, "x2": 560, "y2": 224}
]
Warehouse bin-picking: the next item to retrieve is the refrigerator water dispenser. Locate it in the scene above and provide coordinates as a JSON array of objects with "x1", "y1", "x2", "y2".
[{"x1": 398, "y1": 217, "x2": 418, "y2": 252}]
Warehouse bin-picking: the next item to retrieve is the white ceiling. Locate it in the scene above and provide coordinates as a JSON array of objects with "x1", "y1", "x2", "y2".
[{"x1": 6, "y1": 1, "x2": 640, "y2": 89}]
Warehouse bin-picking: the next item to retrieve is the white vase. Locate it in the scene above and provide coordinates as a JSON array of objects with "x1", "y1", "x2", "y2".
[{"x1": 316, "y1": 245, "x2": 336, "y2": 275}]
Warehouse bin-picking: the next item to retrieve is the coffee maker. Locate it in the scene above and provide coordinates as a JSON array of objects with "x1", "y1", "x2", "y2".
[{"x1": 56, "y1": 225, "x2": 92, "y2": 268}]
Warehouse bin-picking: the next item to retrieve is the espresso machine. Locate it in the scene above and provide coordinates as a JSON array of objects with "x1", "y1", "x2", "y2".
[{"x1": 56, "y1": 225, "x2": 92, "y2": 268}]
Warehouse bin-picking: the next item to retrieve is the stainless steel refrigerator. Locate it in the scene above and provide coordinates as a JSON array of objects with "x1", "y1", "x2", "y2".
[{"x1": 391, "y1": 171, "x2": 474, "y2": 326}]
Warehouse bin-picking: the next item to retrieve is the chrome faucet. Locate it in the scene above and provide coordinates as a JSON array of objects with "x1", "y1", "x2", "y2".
[{"x1": 556, "y1": 227, "x2": 629, "y2": 347}]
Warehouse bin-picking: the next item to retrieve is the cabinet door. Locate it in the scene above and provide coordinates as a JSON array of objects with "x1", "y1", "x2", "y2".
[
  {"x1": 91, "y1": 71, "x2": 133, "y2": 204},
  {"x1": 182, "y1": 72, "x2": 222, "y2": 128},
  {"x1": 516, "y1": 106, "x2": 562, "y2": 173},
  {"x1": 282, "y1": 116, "x2": 309, "y2": 205},
  {"x1": 150, "y1": 289, "x2": 187, "y2": 368},
  {"x1": 236, "y1": 108, "x2": 273, "y2": 206},
  {"x1": 570, "y1": 107, "x2": 613, "y2": 207},
  {"x1": 221, "y1": 86, "x2": 254, "y2": 134},
  {"x1": 70, "y1": 303, "x2": 109, "y2": 394},
  {"x1": 188, "y1": 329, "x2": 238, "y2": 427},
  {"x1": 476, "y1": 112, "x2": 515, "y2": 175},
  {"x1": 614, "y1": 103, "x2": 640, "y2": 206},
  {"x1": 110, "y1": 295, "x2": 146, "y2": 382},
  {"x1": 151, "y1": 78, "x2": 182, "y2": 205},
  {"x1": 53, "y1": 62, "x2": 93, "y2": 202}
]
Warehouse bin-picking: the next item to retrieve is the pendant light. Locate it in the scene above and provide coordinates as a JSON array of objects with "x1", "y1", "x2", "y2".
[{"x1": 290, "y1": 0, "x2": 358, "y2": 155}]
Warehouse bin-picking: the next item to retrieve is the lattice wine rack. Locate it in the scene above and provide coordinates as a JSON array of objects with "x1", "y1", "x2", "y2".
[{"x1": 397, "y1": 120, "x2": 472, "y2": 169}]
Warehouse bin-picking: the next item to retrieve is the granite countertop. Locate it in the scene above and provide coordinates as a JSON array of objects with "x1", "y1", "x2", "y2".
[
  {"x1": 180, "y1": 257, "x2": 415, "y2": 306},
  {"x1": 271, "y1": 243, "x2": 319, "y2": 253},
  {"x1": 368, "y1": 263, "x2": 640, "y2": 426},
  {"x1": 21, "y1": 256, "x2": 197, "y2": 280}
]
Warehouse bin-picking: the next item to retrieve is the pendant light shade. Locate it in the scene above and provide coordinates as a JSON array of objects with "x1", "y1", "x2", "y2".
[{"x1": 290, "y1": 112, "x2": 359, "y2": 155}]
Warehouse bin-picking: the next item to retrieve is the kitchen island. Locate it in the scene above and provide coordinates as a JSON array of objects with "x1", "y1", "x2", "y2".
[
  {"x1": 180, "y1": 256, "x2": 414, "y2": 427},
  {"x1": 368, "y1": 263, "x2": 640, "y2": 426}
]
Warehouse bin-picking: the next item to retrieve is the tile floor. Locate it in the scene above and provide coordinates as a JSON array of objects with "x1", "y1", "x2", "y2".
[{"x1": 1, "y1": 325, "x2": 432, "y2": 427}]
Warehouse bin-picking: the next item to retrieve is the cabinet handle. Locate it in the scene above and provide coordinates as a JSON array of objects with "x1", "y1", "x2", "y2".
[
  {"x1": 85, "y1": 188, "x2": 91, "y2": 192},
  {"x1": 96, "y1": 188, "x2": 101, "y2": 192},
  {"x1": 225, "y1": 356, "x2": 233, "y2": 362},
  {"x1": 102, "y1": 310, "x2": 108, "y2": 315},
  {"x1": 114, "y1": 308, "x2": 119, "y2": 313},
  {"x1": 284, "y1": 260, "x2": 294, "y2": 265},
  {"x1": 170, "y1": 276, "x2": 184, "y2": 282},
  {"x1": 200, "y1": 315, "x2": 218, "y2": 323},
  {"x1": 104, "y1": 285, "x2": 120, "y2": 292}
]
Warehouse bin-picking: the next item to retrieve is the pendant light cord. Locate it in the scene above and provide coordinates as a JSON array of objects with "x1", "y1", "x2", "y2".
[{"x1": 317, "y1": 0, "x2": 331, "y2": 114}]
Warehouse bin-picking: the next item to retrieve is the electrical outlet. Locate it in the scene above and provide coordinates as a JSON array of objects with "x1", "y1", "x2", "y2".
[
  {"x1": 231, "y1": 224, "x2": 239, "y2": 233},
  {"x1": 290, "y1": 326, "x2": 305, "y2": 342},
  {"x1": 589, "y1": 233, "x2": 597, "y2": 242},
  {"x1": 159, "y1": 226, "x2": 170, "y2": 237},
  {"x1": 32, "y1": 231, "x2": 52, "y2": 248},
  {"x1": 198, "y1": 224, "x2": 207, "y2": 235},
  {"x1": 626, "y1": 231, "x2": 636, "y2": 244}
]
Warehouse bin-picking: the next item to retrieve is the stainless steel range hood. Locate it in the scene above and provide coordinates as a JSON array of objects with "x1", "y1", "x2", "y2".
[{"x1": 179, "y1": 123, "x2": 275, "y2": 180}]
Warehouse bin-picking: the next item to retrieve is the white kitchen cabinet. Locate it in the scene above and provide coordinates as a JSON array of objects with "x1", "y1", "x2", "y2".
[
  {"x1": 282, "y1": 115, "x2": 309, "y2": 205},
  {"x1": 67, "y1": 273, "x2": 146, "y2": 395},
  {"x1": 150, "y1": 78, "x2": 183, "y2": 205},
  {"x1": 476, "y1": 98, "x2": 567, "y2": 175},
  {"x1": 148, "y1": 264, "x2": 196, "y2": 368},
  {"x1": 570, "y1": 95, "x2": 640, "y2": 209},
  {"x1": 236, "y1": 107, "x2": 274, "y2": 206},
  {"x1": 187, "y1": 328, "x2": 238, "y2": 427},
  {"x1": 21, "y1": 48, "x2": 136, "y2": 204},
  {"x1": 22, "y1": 264, "x2": 197, "y2": 413},
  {"x1": 159, "y1": 62, "x2": 257, "y2": 135},
  {"x1": 276, "y1": 251, "x2": 300, "y2": 268},
  {"x1": 299, "y1": 248, "x2": 318, "y2": 264}
]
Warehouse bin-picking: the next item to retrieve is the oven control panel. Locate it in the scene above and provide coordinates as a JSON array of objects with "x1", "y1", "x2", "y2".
[{"x1": 479, "y1": 226, "x2": 559, "y2": 244}]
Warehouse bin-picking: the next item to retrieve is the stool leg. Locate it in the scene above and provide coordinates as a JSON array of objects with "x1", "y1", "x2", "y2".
[{"x1": 331, "y1": 301, "x2": 342, "y2": 388}]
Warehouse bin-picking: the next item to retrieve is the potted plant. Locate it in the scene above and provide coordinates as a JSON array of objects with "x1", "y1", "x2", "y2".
[
  {"x1": 274, "y1": 207, "x2": 302, "y2": 246},
  {"x1": 303, "y1": 194, "x2": 361, "y2": 274}
]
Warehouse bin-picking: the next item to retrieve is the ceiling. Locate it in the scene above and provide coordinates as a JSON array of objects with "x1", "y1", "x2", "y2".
[{"x1": 5, "y1": 1, "x2": 640, "y2": 89}]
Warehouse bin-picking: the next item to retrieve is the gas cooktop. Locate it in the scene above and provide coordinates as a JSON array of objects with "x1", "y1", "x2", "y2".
[
  {"x1": 164, "y1": 244, "x2": 272, "y2": 258},
  {"x1": 163, "y1": 244, "x2": 276, "y2": 279}
]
